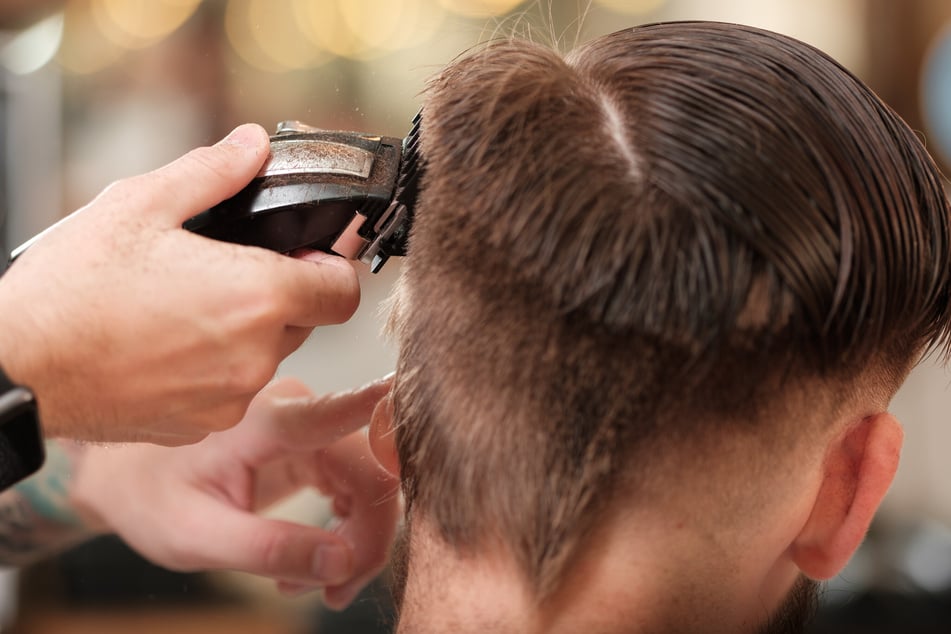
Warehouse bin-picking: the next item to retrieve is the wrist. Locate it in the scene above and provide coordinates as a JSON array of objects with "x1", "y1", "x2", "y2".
[
  {"x1": 0, "y1": 272, "x2": 66, "y2": 438},
  {"x1": 0, "y1": 274, "x2": 42, "y2": 391},
  {"x1": 61, "y1": 441, "x2": 109, "y2": 535},
  {"x1": 0, "y1": 287, "x2": 46, "y2": 488}
]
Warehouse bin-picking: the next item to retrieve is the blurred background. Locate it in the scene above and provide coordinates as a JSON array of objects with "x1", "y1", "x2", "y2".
[{"x1": 0, "y1": 0, "x2": 949, "y2": 632}]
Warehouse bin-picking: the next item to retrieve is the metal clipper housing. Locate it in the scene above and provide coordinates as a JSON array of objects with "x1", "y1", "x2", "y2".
[{"x1": 184, "y1": 112, "x2": 423, "y2": 273}]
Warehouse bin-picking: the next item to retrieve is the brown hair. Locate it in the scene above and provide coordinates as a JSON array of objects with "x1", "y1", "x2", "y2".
[{"x1": 389, "y1": 21, "x2": 951, "y2": 599}]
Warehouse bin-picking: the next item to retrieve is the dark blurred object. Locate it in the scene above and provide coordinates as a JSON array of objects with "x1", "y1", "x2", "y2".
[
  {"x1": 18, "y1": 535, "x2": 237, "y2": 610},
  {"x1": 0, "y1": 0, "x2": 61, "y2": 30},
  {"x1": 14, "y1": 535, "x2": 298, "y2": 634},
  {"x1": 810, "y1": 589, "x2": 951, "y2": 633},
  {"x1": 54, "y1": 535, "x2": 221, "y2": 606},
  {"x1": 809, "y1": 519, "x2": 951, "y2": 633}
]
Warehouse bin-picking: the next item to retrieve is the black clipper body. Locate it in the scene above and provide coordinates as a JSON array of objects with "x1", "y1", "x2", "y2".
[{"x1": 185, "y1": 113, "x2": 422, "y2": 273}]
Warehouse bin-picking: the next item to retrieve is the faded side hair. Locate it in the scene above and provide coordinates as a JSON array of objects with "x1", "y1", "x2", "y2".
[{"x1": 389, "y1": 21, "x2": 951, "y2": 599}]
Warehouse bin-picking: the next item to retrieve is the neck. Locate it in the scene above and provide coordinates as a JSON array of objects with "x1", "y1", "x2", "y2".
[{"x1": 395, "y1": 505, "x2": 808, "y2": 634}]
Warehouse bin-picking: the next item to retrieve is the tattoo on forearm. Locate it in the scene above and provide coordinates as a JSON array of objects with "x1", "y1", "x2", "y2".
[{"x1": 0, "y1": 441, "x2": 91, "y2": 565}]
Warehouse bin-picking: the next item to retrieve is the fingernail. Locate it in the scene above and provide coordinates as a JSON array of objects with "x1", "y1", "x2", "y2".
[
  {"x1": 364, "y1": 371, "x2": 395, "y2": 387},
  {"x1": 313, "y1": 545, "x2": 352, "y2": 583},
  {"x1": 219, "y1": 124, "x2": 267, "y2": 150}
]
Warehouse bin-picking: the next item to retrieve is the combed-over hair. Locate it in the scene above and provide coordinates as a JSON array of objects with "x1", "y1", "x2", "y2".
[{"x1": 389, "y1": 21, "x2": 951, "y2": 599}]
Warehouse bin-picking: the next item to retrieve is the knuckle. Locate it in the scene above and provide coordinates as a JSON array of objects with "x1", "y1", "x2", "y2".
[
  {"x1": 290, "y1": 258, "x2": 361, "y2": 326},
  {"x1": 159, "y1": 532, "x2": 200, "y2": 572},
  {"x1": 218, "y1": 282, "x2": 281, "y2": 338},
  {"x1": 229, "y1": 358, "x2": 277, "y2": 395},
  {"x1": 240, "y1": 283, "x2": 285, "y2": 328},
  {"x1": 327, "y1": 267, "x2": 361, "y2": 322},
  {"x1": 253, "y1": 531, "x2": 293, "y2": 576},
  {"x1": 312, "y1": 289, "x2": 358, "y2": 327},
  {"x1": 96, "y1": 176, "x2": 154, "y2": 215},
  {"x1": 211, "y1": 398, "x2": 255, "y2": 432},
  {"x1": 98, "y1": 177, "x2": 136, "y2": 201},
  {"x1": 189, "y1": 397, "x2": 253, "y2": 434}
]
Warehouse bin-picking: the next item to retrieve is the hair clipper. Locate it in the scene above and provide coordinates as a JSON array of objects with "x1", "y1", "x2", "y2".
[
  {"x1": 184, "y1": 112, "x2": 422, "y2": 273},
  {"x1": 7, "y1": 114, "x2": 421, "y2": 273}
]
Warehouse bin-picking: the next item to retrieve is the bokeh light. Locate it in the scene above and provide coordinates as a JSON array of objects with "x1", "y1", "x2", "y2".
[
  {"x1": 439, "y1": 0, "x2": 526, "y2": 19},
  {"x1": 225, "y1": 0, "x2": 340, "y2": 72},
  {"x1": 57, "y1": 0, "x2": 126, "y2": 74},
  {"x1": 0, "y1": 12, "x2": 63, "y2": 75},
  {"x1": 922, "y1": 25, "x2": 951, "y2": 167},
  {"x1": 594, "y1": 0, "x2": 668, "y2": 15},
  {"x1": 291, "y1": 0, "x2": 446, "y2": 61},
  {"x1": 91, "y1": 0, "x2": 202, "y2": 49},
  {"x1": 376, "y1": 0, "x2": 448, "y2": 52},
  {"x1": 52, "y1": 0, "x2": 518, "y2": 75},
  {"x1": 293, "y1": 0, "x2": 368, "y2": 60}
]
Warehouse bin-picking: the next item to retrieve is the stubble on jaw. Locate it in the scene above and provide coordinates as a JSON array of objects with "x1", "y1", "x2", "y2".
[{"x1": 756, "y1": 576, "x2": 821, "y2": 634}]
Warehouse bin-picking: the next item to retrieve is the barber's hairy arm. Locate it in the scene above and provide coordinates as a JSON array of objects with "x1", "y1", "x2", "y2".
[
  {"x1": 0, "y1": 377, "x2": 400, "y2": 609},
  {"x1": 0, "y1": 124, "x2": 360, "y2": 445}
]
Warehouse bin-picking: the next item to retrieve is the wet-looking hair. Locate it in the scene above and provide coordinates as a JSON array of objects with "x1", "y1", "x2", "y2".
[{"x1": 389, "y1": 21, "x2": 951, "y2": 599}]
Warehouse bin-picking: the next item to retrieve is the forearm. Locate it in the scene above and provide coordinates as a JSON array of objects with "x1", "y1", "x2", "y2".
[{"x1": 0, "y1": 441, "x2": 99, "y2": 565}]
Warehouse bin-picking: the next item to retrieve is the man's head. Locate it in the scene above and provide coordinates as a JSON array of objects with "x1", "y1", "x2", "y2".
[{"x1": 369, "y1": 21, "x2": 951, "y2": 633}]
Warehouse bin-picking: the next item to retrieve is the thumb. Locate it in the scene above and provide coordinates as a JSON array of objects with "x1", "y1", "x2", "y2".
[
  {"x1": 144, "y1": 123, "x2": 271, "y2": 225},
  {"x1": 180, "y1": 503, "x2": 356, "y2": 585}
]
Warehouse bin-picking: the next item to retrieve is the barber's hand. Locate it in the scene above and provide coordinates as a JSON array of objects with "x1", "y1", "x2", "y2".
[
  {"x1": 70, "y1": 376, "x2": 399, "y2": 610},
  {"x1": 0, "y1": 125, "x2": 360, "y2": 444}
]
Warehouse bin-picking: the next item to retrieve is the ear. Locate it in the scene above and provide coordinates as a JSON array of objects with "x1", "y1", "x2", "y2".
[
  {"x1": 368, "y1": 391, "x2": 400, "y2": 477},
  {"x1": 790, "y1": 412, "x2": 903, "y2": 580}
]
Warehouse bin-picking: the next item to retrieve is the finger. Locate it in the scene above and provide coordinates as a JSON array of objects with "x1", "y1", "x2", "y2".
[
  {"x1": 141, "y1": 124, "x2": 271, "y2": 225},
  {"x1": 260, "y1": 375, "x2": 393, "y2": 454},
  {"x1": 318, "y1": 433, "x2": 402, "y2": 610},
  {"x1": 182, "y1": 504, "x2": 356, "y2": 585},
  {"x1": 273, "y1": 253, "x2": 361, "y2": 327}
]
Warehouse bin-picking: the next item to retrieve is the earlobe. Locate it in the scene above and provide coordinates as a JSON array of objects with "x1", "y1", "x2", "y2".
[
  {"x1": 368, "y1": 392, "x2": 400, "y2": 477},
  {"x1": 790, "y1": 413, "x2": 903, "y2": 580}
]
